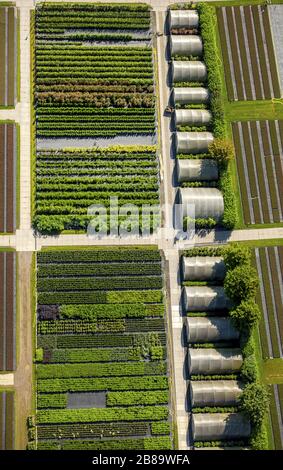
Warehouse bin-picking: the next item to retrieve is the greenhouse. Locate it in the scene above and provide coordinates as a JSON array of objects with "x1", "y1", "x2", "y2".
[
  {"x1": 181, "y1": 256, "x2": 226, "y2": 281},
  {"x1": 192, "y1": 413, "x2": 251, "y2": 441},
  {"x1": 170, "y1": 35, "x2": 203, "y2": 57},
  {"x1": 176, "y1": 159, "x2": 218, "y2": 183},
  {"x1": 175, "y1": 132, "x2": 214, "y2": 154},
  {"x1": 186, "y1": 317, "x2": 239, "y2": 343},
  {"x1": 169, "y1": 9, "x2": 199, "y2": 29},
  {"x1": 187, "y1": 348, "x2": 243, "y2": 375},
  {"x1": 182, "y1": 286, "x2": 232, "y2": 312},
  {"x1": 179, "y1": 188, "x2": 224, "y2": 221},
  {"x1": 174, "y1": 109, "x2": 212, "y2": 126},
  {"x1": 172, "y1": 87, "x2": 210, "y2": 105},
  {"x1": 189, "y1": 380, "x2": 243, "y2": 407},
  {"x1": 172, "y1": 61, "x2": 207, "y2": 83}
]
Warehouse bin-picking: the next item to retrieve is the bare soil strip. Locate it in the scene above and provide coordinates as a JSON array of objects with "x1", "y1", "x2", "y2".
[
  {"x1": 0, "y1": 123, "x2": 16, "y2": 233},
  {"x1": 0, "y1": 252, "x2": 16, "y2": 371},
  {"x1": 0, "y1": 392, "x2": 14, "y2": 450},
  {"x1": 0, "y1": 9, "x2": 6, "y2": 104}
]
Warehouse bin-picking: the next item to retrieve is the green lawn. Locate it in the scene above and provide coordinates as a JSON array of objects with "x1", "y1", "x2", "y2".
[
  {"x1": 225, "y1": 99, "x2": 283, "y2": 122},
  {"x1": 262, "y1": 359, "x2": 283, "y2": 384}
]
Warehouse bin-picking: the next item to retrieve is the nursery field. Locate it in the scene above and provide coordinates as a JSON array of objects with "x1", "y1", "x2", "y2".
[
  {"x1": 35, "y1": 247, "x2": 173, "y2": 450},
  {"x1": 0, "y1": 251, "x2": 16, "y2": 371},
  {"x1": 0, "y1": 391, "x2": 15, "y2": 450},
  {"x1": 217, "y1": 5, "x2": 281, "y2": 101},
  {"x1": 268, "y1": 384, "x2": 283, "y2": 450},
  {"x1": 0, "y1": 123, "x2": 17, "y2": 233},
  {"x1": 0, "y1": 6, "x2": 18, "y2": 107},
  {"x1": 232, "y1": 120, "x2": 283, "y2": 226},
  {"x1": 254, "y1": 246, "x2": 283, "y2": 359},
  {"x1": 34, "y1": 3, "x2": 155, "y2": 140}
]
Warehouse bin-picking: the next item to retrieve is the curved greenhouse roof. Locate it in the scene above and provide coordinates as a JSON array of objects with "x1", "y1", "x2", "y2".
[
  {"x1": 172, "y1": 87, "x2": 209, "y2": 105},
  {"x1": 187, "y1": 348, "x2": 243, "y2": 375},
  {"x1": 172, "y1": 61, "x2": 207, "y2": 83},
  {"x1": 169, "y1": 9, "x2": 199, "y2": 29},
  {"x1": 181, "y1": 256, "x2": 225, "y2": 281},
  {"x1": 176, "y1": 159, "x2": 218, "y2": 183},
  {"x1": 179, "y1": 188, "x2": 224, "y2": 221},
  {"x1": 186, "y1": 316, "x2": 239, "y2": 343},
  {"x1": 192, "y1": 413, "x2": 251, "y2": 441},
  {"x1": 182, "y1": 286, "x2": 232, "y2": 311},
  {"x1": 175, "y1": 132, "x2": 214, "y2": 154},
  {"x1": 174, "y1": 109, "x2": 212, "y2": 126},
  {"x1": 190, "y1": 380, "x2": 243, "y2": 407},
  {"x1": 170, "y1": 35, "x2": 203, "y2": 57}
]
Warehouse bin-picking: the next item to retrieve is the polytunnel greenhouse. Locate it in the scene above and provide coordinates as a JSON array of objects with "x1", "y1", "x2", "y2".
[
  {"x1": 176, "y1": 159, "x2": 218, "y2": 183},
  {"x1": 181, "y1": 256, "x2": 226, "y2": 281},
  {"x1": 169, "y1": 9, "x2": 199, "y2": 29},
  {"x1": 170, "y1": 35, "x2": 203, "y2": 57},
  {"x1": 192, "y1": 413, "x2": 251, "y2": 441},
  {"x1": 179, "y1": 188, "x2": 224, "y2": 220},
  {"x1": 174, "y1": 109, "x2": 212, "y2": 126},
  {"x1": 186, "y1": 317, "x2": 239, "y2": 343},
  {"x1": 189, "y1": 380, "x2": 243, "y2": 407},
  {"x1": 182, "y1": 286, "x2": 232, "y2": 311},
  {"x1": 187, "y1": 348, "x2": 243, "y2": 375},
  {"x1": 175, "y1": 132, "x2": 214, "y2": 154},
  {"x1": 172, "y1": 87, "x2": 210, "y2": 105},
  {"x1": 172, "y1": 61, "x2": 207, "y2": 83}
]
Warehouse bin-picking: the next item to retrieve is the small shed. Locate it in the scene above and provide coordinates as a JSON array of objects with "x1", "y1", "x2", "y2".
[
  {"x1": 170, "y1": 35, "x2": 203, "y2": 57},
  {"x1": 181, "y1": 256, "x2": 225, "y2": 281},
  {"x1": 187, "y1": 348, "x2": 243, "y2": 375},
  {"x1": 172, "y1": 61, "x2": 207, "y2": 83},
  {"x1": 174, "y1": 109, "x2": 212, "y2": 126},
  {"x1": 179, "y1": 188, "x2": 224, "y2": 221},
  {"x1": 169, "y1": 9, "x2": 199, "y2": 29},
  {"x1": 186, "y1": 317, "x2": 239, "y2": 343},
  {"x1": 182, "y1": 286, "x2": 232, "y2": 311},
  {"x1": 190, "y1": 380, "x2": 243, "y2": 407},
  {"x1": 192, "y1": 413, "x2": 251, "y2": 441},
  {"x1": 176, "y1": 159, "x2": 218, "y2": 183},
  {"x1": 172, "y1": 87, "x2": 210, "y2": 105},
  {"x1": 175, "y1": 132, "x2": 214, "y2": 154}
]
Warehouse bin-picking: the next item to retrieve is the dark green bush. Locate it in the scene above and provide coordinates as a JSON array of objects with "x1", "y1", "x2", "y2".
[
  {"x1": 224, "y1": 265, "x2": 259, "y2": 303},
  {"x1": 239, "y1": 383, "x2": 269, "y2": 427},
  {"x1": 229, "y1": 298, "x2": 261, "y2": 331}
]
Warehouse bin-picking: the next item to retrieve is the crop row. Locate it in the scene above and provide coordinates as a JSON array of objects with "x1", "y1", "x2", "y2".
[
  {"x1": 35, "y1": 94, "x2": 154, "y2": 108},
  {"x1": 38, "y1": 262, "x2": 161, "y2": 278},
  {"x1": 37, "y1": 248, "x2": 161, "y2": 264},
  {"x1": 37, "y1": 437, "x2": 171, "y2": 451},
  {"x1": 58, "y1": 303, "x2": 164, "y2": 320},
  {"x1": 37, "y1": 394, "x2": 67, "y2": 409},
  {"x1": 36, "y1": 107, "x2": 154, "y2": 116},
  {"x1": 36, "y1": 168, "x2": 157, "y2": 177}
]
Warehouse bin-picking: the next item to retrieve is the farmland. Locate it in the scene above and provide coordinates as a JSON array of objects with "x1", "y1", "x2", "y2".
[
  {"x1": 0, "y1": 123, "x2": 18, "y2": 233},
  {"x1": 253, "y1": 246, "x2": 283, "y2": 359},
  {"x1": 34, "y1": 3, "x2": 155, "y2": 140},
  {"x1": 217, "y1": 5, "x2": 281, "y2": 101},
  {"x1": 34, "y1": 247, "x2": 173, "y2": 450},
  {"x1": 0, "y1": 6, "x2": 18, "y2": 107},
  {"x1": 0, "y1": 250, "x2": 16, "y2": 371},
  {"x1": 268, "y1": 384, "x2": 283, "y2": 450},
  {"x1": 232, "y1": 120, "x2": 283, "y2": 226},
  {"x1": 0, "y1": 391, "x2": 15, "y2": 450}
]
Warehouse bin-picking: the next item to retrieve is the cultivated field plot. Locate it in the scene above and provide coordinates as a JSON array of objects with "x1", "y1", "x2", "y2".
[
  {"x1": 0, "y1": 123, "x2": 17, "y2": 233},
  {"x1": 253, "y1": 246, "x2": 283, "y2": 359},
  {"x1": 34, "y1": 3, "x2": 155, "y2": 142},
  {"x1": 268, "y1": 384, "x2": 283, "y2": 450},
  {"x1": 0, "y1": 251, "x2": 16, "y2": 371},
  {"x1": 35, "y1": 247, "x2": 173, "y2": 450},
  {"x1": 0, "y1": 391, "x2": 15, "y2": 450},
  {"x1": 217, "y1": 5, "x2": 281, "y2": 101},
  {"x1": 34, "y1": 146, "x2": 159, "y2": 233},
  {"x1": 0, "y1": 6, "x2": 18, "y2": 107},
  {"x1": 232, "y1": 120, "x2": 283, "y2": 225}
]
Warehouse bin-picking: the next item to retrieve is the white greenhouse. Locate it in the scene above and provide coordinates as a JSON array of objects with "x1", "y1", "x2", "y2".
[
  {"x1": 174, "y1": 109, "x2": 212, "y2": 126},
  {"x1": 179, "y1": 188, "x2": 224, "y2": 221},
  {"x1": 186, "y1": 317, "x2": 239, "y2": 343},
  {"x1": 175, "y1": 132, "x2": 214, "y2": 154},
  {"x1": 181, "y1": 256, "x2": 226, "y2": 281},
  {"x1": 182, "y1": 286, "x2": 232, "y2": 311},
  {"x1": 172, "y1": 87, "x2": 210, "y2": 105},
  {"x1": 192, "y1": 413, "x2": 251, "y2": 441},
  {"x1": 176, "y1": 159, "x2": 218, "y2": 183},
  {"x1": 190, "y1": 380, "x2": 243, "y2": 407},
  {"x1": 169, "y1": 9, "x2": 199, "y2": 29},
  {"x1": 187, "y1": 348, "x2": 243, "y2": 375},
  {"x1": 172, "y1": 61, "x2": 207, "y2": 83},
  {"x1": 170, "y1": 35, "x2": 203, "y2": 57}
]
